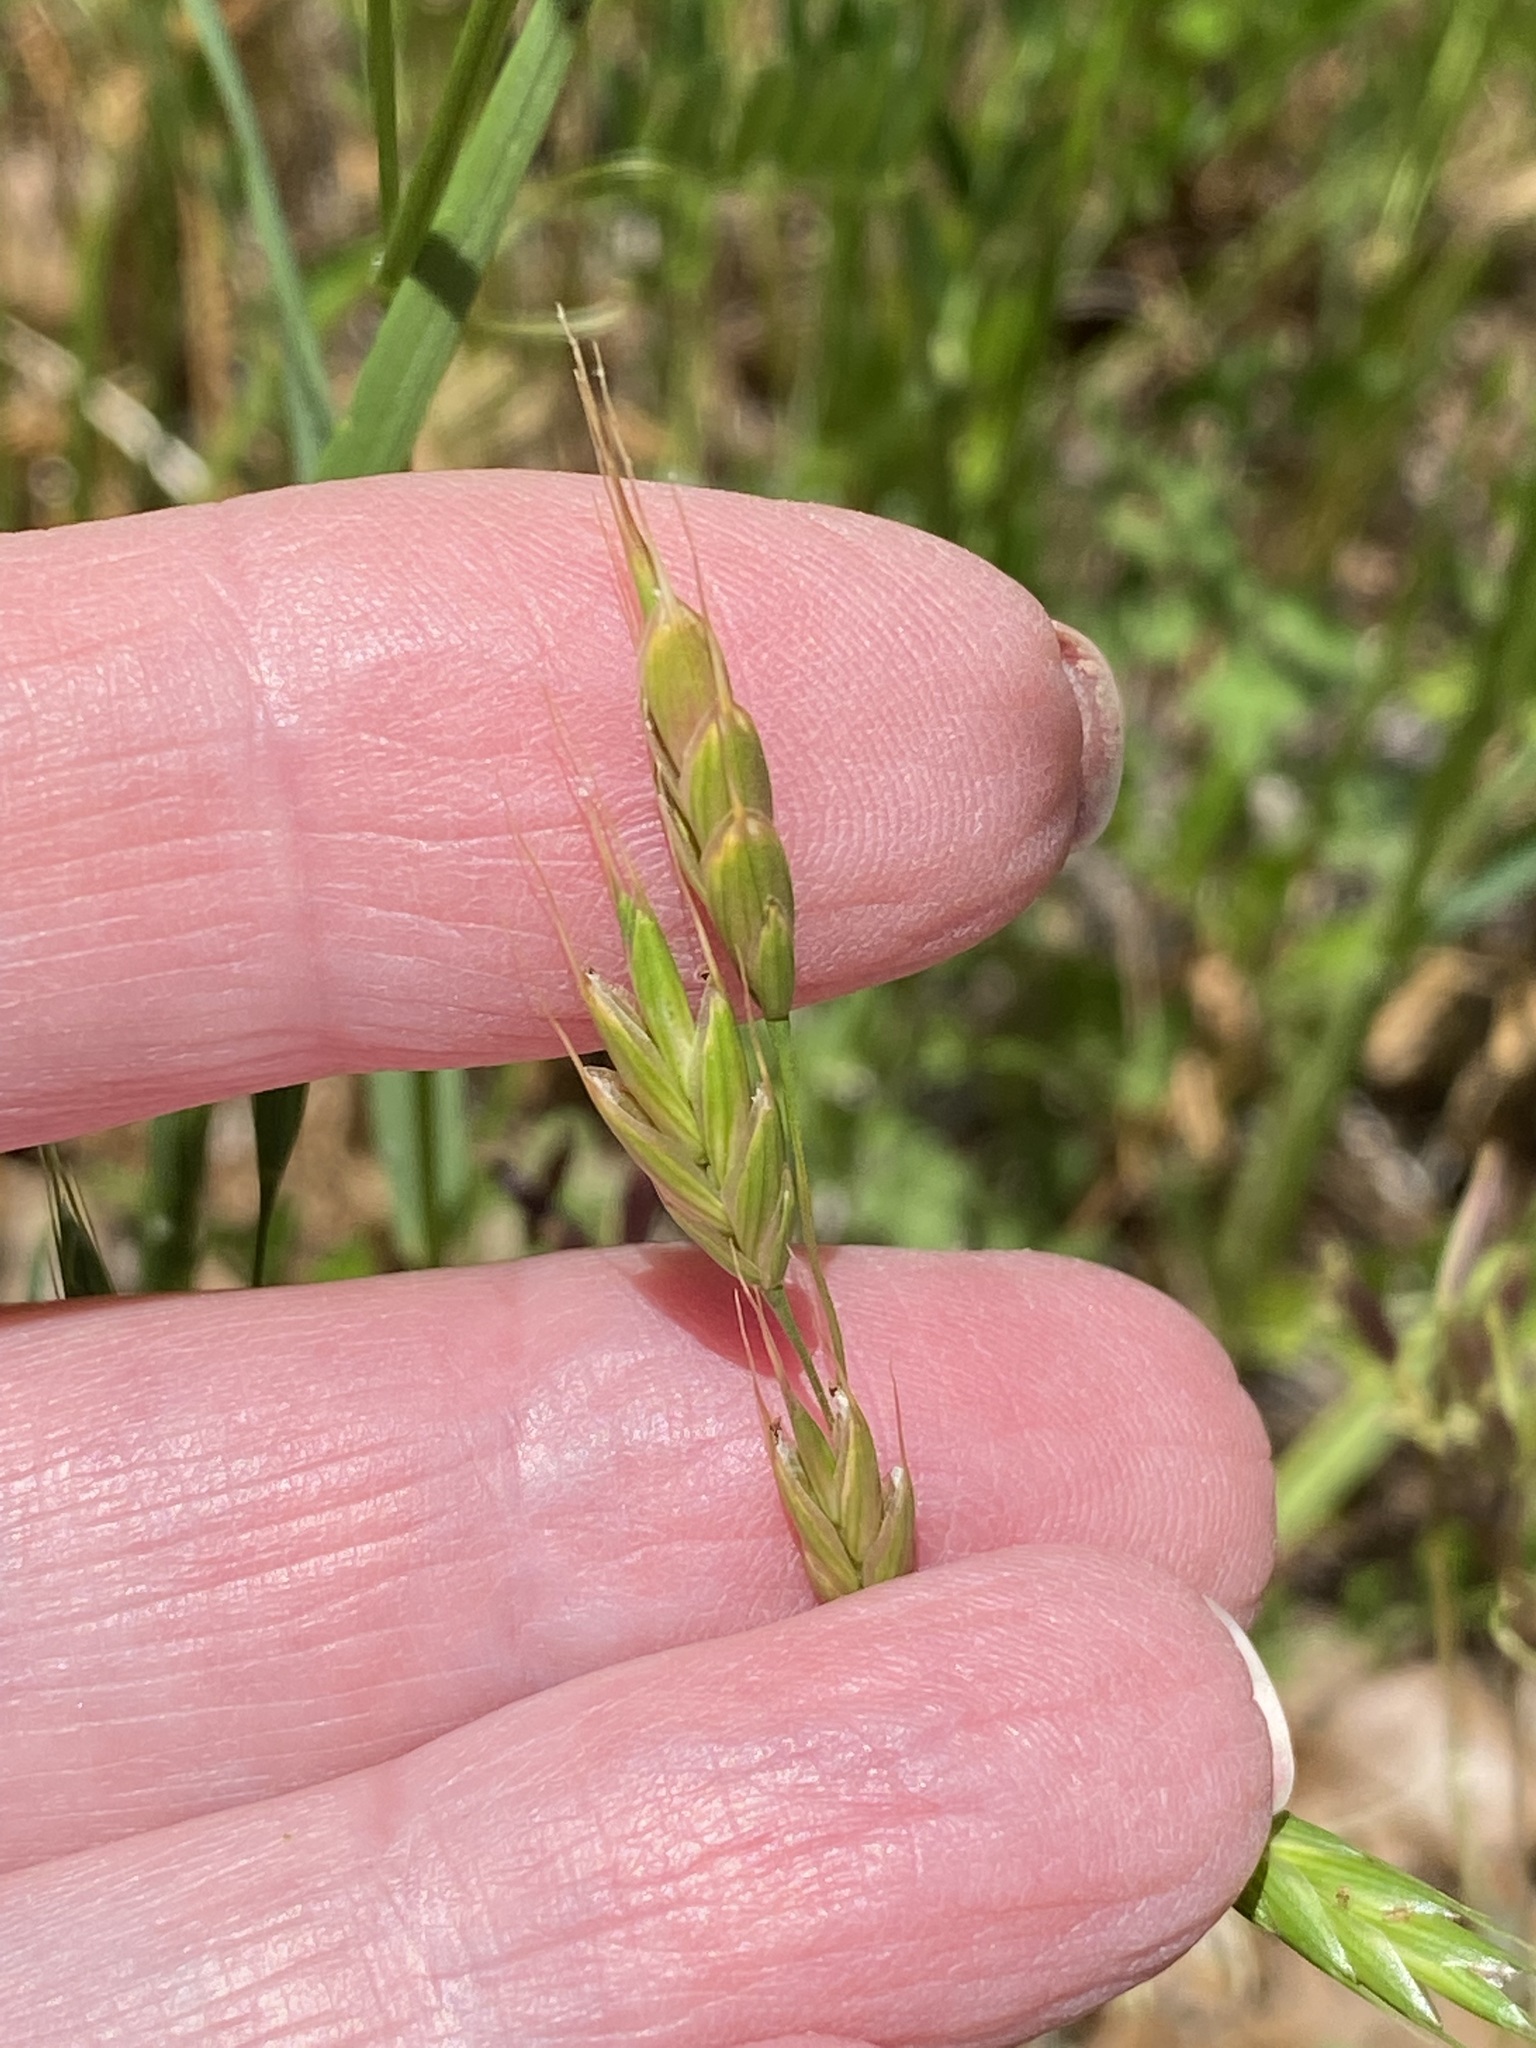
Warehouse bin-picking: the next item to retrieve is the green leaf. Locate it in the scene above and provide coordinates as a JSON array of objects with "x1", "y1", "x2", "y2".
[
  {"x1": 1434, "y1": 834, "x2": 1536, "y2": 935},
  {"x1": 141, "y1": 1104, "x2": 213, "y2": 1292},
  {"x1": 252, "y1": 1083, "x2": 309, "y2": 1286},
  {"x1": 1182, "y1": 646, "x2": 1311, "y2": 777},
  {"x1": 318, "y1": 0, "x2": 578, "y2": 481},
  {"x1": 1216, "y1": 453, "x2": 1536, "y2": 1302},
  {"x1": 375, "y1": 0, "x2": 521, "y2": 293},
  {"x1": 181, "y1": 0, "x2": 333, "y2": 479},
  {"x1": 42, "y1": 1147, "x2": 115, "y2": 1299},
  {"x1": 1274, "y1": 1369, "x2": 1399, "y2": 1558},
  {"x1": 369, "y1": 1068, "x2": 475, "y2": 1269}
]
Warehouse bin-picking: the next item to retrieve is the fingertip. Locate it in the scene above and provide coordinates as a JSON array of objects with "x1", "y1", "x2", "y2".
[
  {"x1": 743, "y1": 2038, "x2": 881, "y2": 2048},
  {"x1": 1205, "y1": 1600, "x2": 1295, "y2": 1813},
  {"x1": 4, "y1": 476, "x2": 1091, "y2": 1145},
  {"x1": 0, "y1": 1545, "x2": 1287, "y2": 2045},
  {"x1": 833, "y1": 1249, "x2": 1276, "y2": 1621},
  {"x1": 1051, "y1": 618, "x2": 1124, "y2": 848}
]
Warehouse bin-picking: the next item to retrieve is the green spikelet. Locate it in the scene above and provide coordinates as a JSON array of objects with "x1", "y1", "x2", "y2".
[
  {"x1": 763, "y1": 1380, "x2": 916, "y2": 1603},
  {"x1": 569, "y1": 879, "x2": 794, "y2": 1295},
  {"x1": 1238, "y1": 1812, "x2": 1536, "y2": 2042},
  {"x1": 558, "y1": 315, "x2": 914, "y2": 1624},
  {"x1": 567, "y1": 334, "x2": 797, "y2": 1021}
]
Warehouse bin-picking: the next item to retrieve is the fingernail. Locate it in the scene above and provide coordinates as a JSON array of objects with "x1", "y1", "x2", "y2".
[
  {"x1": 1206, "y1": 1599, "x2": 1295, "y2": 1813},
  {"x1": 1051, "y1": 620, "x2": 1123, "y2": 850}
]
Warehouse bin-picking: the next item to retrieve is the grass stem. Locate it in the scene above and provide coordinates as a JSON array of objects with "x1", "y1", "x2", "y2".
[
  {"x1": 373, "y1": 0, "x2": 520, "y2": 295},
  {"x1": 765, "y1": 1016, "x2": 847, "y2": 1378},
  {"x1": 181, "y1": 0, "x2": 333, "y2": 479},
  {"x1": 319, "y1": 0, "x2": 575, "y2": 478},
  {"x1": 141, "y1": 1105, "x2": 212, "y2": 1293},
  {"x1": 252, "y1": 1084, "x2": 309, "y2": 1286},
  {"x1": 365, "y1": 0, "x2": 401, "y2": 237}
]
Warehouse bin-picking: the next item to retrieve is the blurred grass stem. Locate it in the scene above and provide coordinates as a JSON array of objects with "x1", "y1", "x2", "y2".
[
  {"x1": 374, "y1": 0, "x2": 521, "y2": 294},
  {"x1": 252, "y1": 1084, "x2": 309, "y2": 1286},
  {"x1": 141, "y1": 1103, "x2": 211, "y2": 1292},
  {"x1": 319, "y1": 0, "x2": 575, "y2": 478},
  {"x1": 365, "y1": 0, "x2": 401, "y2": 236},
  {"x1": 182, "y1": 0, "x2": 333, "y2": 479}
]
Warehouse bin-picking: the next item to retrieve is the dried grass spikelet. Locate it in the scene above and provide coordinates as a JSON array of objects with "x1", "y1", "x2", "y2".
[
  {"x1": 766, "y1": 1380, "x2": 917, "y2": 1600},
  {"x1": 567, "y1": 330, "x2": 795, "y2": 1021}
]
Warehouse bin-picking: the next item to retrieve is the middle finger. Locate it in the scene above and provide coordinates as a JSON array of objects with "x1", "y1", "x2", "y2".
[{"x1": 0, "y1": 1245, "x2": 1272, "y2": 1873}]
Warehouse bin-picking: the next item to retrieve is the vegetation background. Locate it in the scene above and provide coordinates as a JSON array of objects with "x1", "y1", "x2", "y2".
[{"x1": 3, "y1": 0, "x2": 1536, "y2": 2039}]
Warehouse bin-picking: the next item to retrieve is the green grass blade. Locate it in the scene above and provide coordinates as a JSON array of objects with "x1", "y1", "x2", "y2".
[
  {"x1": 1275, "y1": 1368, "x2": 1400, "y2": 1558},
  {"x1": 366, "y1": 0, "x2": 401, "y2": 236},
  {"x1": 1370, "y1": 0, "x2": 1501, "y2": 272},
  {"x1": 1434, "y1": 834, "x2": 1536, "y2": 936},
  {"x1": 251, "y1": 1083, "x2": 309, "y2": 1286},
  {"x1": 368, "y1": 1068, "x2": 474, "y2": 1268},
  {"x1": 375, "y1": 0, "x2": 520, "y2": 293},
  {"x1": 318, "y1": 0, "x2": 577, "y2": 480},
  {"x1": 140, "y1": 1104, "x2": 212, "y2": 1292},
  {"x1": 41, "y1": 1147, "x2": 115, "y2": 1299},
  {"x1": 182, "y1": 0, "x2": 333, "y2": 479}
]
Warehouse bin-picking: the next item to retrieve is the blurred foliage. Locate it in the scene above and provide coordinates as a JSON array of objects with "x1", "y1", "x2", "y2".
[{"x1": 5, "y1": 0, "x2": 1536, "y2": 1692}]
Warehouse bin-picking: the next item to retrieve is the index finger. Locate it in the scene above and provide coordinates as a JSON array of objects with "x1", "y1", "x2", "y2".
[{"x1": 1, "y1": 472, "x2": 1116, "y2": 1147}]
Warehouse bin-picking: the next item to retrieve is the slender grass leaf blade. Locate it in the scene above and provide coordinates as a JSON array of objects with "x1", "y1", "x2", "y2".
[
  {"x1": 252, "y1": 1082, "x2": 309, "y2": 1285},
  {"x1": 366, "y1": 0, "x2": 401, "y2": 235},
  {"x1": 319, "y1": 0, "x2": 576, "y2": 480},
  {"x1": 181, "y1": 0, "x2": 333, "y2": 478},
  {"x1": 42, "y1": 1146, "x2": 115, "y2": 1299},
  {"x1": 141, "y1": 1104, "x2": 212, "y2": 1292},
  {"x1": 1434, "y1": 835, "x2": 1536, "y2": 936},
  {"x1": 1274, "y1": 1368, "x2": 1399, "y2": 1557},
  {"x1": 375, "y1": 0, "x2": 520, "y2": 292},
  {"x1": 368, "y1": 1068, "x2": 475, "y2": 1269}
]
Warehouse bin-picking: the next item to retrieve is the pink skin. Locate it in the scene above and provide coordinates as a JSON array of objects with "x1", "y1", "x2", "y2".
[
  {"x1": 2, "y1": 471, "x2": 1081, "y2": 1146},
  {"x1": 0, "y1": 476, "x2": 1276, "y2": 2046}
]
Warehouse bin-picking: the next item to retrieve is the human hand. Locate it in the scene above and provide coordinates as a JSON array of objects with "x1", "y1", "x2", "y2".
[{"x1": 0, "y1": 476, "x2": 1286, "y2": 2045}]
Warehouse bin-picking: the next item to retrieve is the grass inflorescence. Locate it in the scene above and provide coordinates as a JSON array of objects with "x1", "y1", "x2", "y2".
[{"x1": 551, "y1": 328, "x2": 914, "y2": 1601}]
